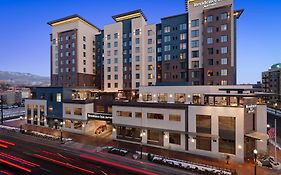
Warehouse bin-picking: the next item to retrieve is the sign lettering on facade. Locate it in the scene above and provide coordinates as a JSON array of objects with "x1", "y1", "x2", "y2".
[
  {"x1": 192, "y1": 0, "x2": 227, "y2": 8},
  {"x1": 87, "y1": 113, "x2": 112, "y2": 121},
  {"x1": 245, "y1": 104, "x2": 257, "y2": 114}
]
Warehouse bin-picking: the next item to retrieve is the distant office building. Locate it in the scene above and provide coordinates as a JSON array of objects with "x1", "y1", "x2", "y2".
[
  {"x1": 48, "y1": 15, "x2": 100, "y2": 88},
  {"x1": 0, "y1": 91, "x2": 22, "y2": 105},
  {"x1": 262, "y1": 63, "x2": 281, "y2": 108}
]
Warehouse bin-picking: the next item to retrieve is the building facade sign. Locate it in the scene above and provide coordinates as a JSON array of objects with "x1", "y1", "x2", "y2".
[
  {"x1": 245, "y1": 104, "x2": 257, "y2": 113},
  {"x1": 87, "y1": 113, "x2": 112, "y2": 121},
  {"x1": 192, "y1": 0, "x2": 227, "y2": 8}
]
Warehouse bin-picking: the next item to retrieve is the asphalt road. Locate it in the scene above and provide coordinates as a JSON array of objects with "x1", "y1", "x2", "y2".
[{"x1": 0, "y1": 130, "x2": 195, "y2": 175}]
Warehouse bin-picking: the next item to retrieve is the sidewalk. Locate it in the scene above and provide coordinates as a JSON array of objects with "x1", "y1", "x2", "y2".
[{"x1": 4, "y1": 119, "x2": 280, "y2": 175}]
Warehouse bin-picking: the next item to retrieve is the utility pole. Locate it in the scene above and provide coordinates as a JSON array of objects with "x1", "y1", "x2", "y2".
[{"x1": 1, "y1": 95, "x2": 3, "y2": 125}]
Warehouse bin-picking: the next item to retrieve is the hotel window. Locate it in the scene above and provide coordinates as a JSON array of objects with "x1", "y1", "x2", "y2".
[
  {"x1": 221, "y1": 58, "x2": 228, "y2": 65},
  {"x1": 48, "y1": 106, "x2": 53, "y2": 113},
  {"x1": 158, "y1": 93, "x2": 168, "y2": 102},
  {"x1": 136, "y1": 73, "x2": 140, "y2": 79},
  {"x1": 164, "y1": 54, "x2": 171, "y2": 61},
  {"x1": 180, "y1": 43, "x2": 186, "y2": 50},
  {"x1": 135, "y1": 56, "x2": 140, "y2": 62},
  {"x1": 148, "y1": 47, "x2": 153, "y2": 53},
  {"x1": 221, "y1": 13, "x2": 228, "y2": 20},
  {"x1": 83, "y1": 52, "x2": 86, "y2": 57},
  {"x1": 65, "y1": 107, "x2": 71, "y2": 115},
  {"x1": 107, "y1": 43, "x2": 111, "y2": 48},
  {"x1": 221, "y1": 47, "x2": 228, "y2": 54},
  {"x1": 221, "y1": 35, "x2": 228, "y2": 43},
  {"x1": 191, "y1": 19, "x2": 199, "y2": 27},
  {"x1": 207, "y1": 27, "x2": 213, "y2": 33},
  {"x1": 117, "y1": 111, "x2": 132, "y2": 117},
  {"x1": 164, "y1": 45, "x2": 171, "y2": 51},
  {"x1": 148, "y1": 39, "x2": 153, "y2": 44},
  {"x1": 114, "y1": 50, "x2": 118, "y2": 56},
  {"x1": 221, "y1": 80, "x2": 228, "y2": 85},
  {"x1": 157, "y1": 56, "x2": 162, "y2": 62},
  {"x1": 208, "y1": 48, "x2": 214, "y2": 55},
  {"x1": 192, "y1": 61, "x2": 199, "y2": 68},
  {"x1": 135, "y1": 65, "x2": 140, "y2": 71},
  {"x1": 180, "y1": 33, "x2": 187, "y2": 40},
  {"x1": 179, "y1": 23, "x2": 187, "y2": 30},
  {"x1": 114, "y1": 33, "x2": 118, "y2": 39},
  {"x1": 157, "y1": 38, "x2": 161, "y2": 44},
  {"x1": 83, "y1": 36, "x2": 86, "y2": 41},
  {"x1": 157, "y1": 47, "x2": 162, "y2": 53},
  {"x1": 56, "y1": 93, "x2": 62, "y2": 102},
  {"x1": 107, "y1": 83, "x2": 111, "y2": 88},
  {"x1": 207, "y1": 70, "x2": 214, "y2": 77},
  {"x1": 135, "y1": 38, "x2": 140, "y2": 45},
  {"x1": 135, "y1": 112, "x2": 142, "y2": 118},
  {"x1": 123, "y1": 33, "x2": 127, "y2": 38},
  {"x1": 60, "y1": 68, "x2": 63, "y2": 73},
  {"x1": 148, "y1": 74, "x2": 153, "y2": 79},
  {"x1": 107, "y1": 75, "x2": 111, "y2": 80},
  {"x1": 164, "y1": 36, "x2": 171, "y2": 42},
  {"x1": 169, "y1": 133, "x2": 181, "y2": 145},
  {"x1": 107, "y1": 59, "x2": 111, "y2": 64},
  {"x1": 136, "y1": 82, "x2": 140, "y2": 88},
  {"x1": 135, "y1": 47, "x2": 140, "y2": 53},
  {"x1": 169, "y1": 114, "x2": 181, "y2": 122},
  {"x1": 207, "y1": 38, "x2": 213, "y2": 44},
  {"x1": 164, "y1": 26, "x2": 171, "y2": 33},
  {"x1": 175, "y1": 93, "x2": 186, "y2": 103},
  {"x1": 83, "y1": 44, "x2": 86, "y2": 49},
  {"x1": 208, "y1": 59, "x2": 213, "y2": 66},
  {"x1": 192, "y1": 94, "x2": 201, "y2": 104},
  {"x1": 60, "y1": 36, "x2": 63, "y2": 42},
  {"x1": 192, "y1": 51, "x2": 199, "y2": 58},
  {"x1": 123, "y1": 41, "x2": 127, "y2": 47},
  {"x1": 147, "y1": 113, "x2": 164, "y2": 120},
  {"x1": 114, "y1": 83, "x2": 118, "y2": 88},
  {"x1": 221, "y1": 24, "x2": 227, "y2": 31},
  {"x1": 72, "y1": 51, "x2": 75, "y2": 56},
  {"x1": 72, "y1": 34, "x2": 76, "y2": 39},
  {"x1": 219, "y1": 116, "x2": 236, "y2": 154},
  {"x1": 83, "y1": 60, "x2": 86, "y2": 65},
  {"x1": 148, "y1": 30, "x2": 153, "y2": 36},
  {"x1": 107, "y1": 34, "x2": 111, "y2": 40},
  {"x1": 135, "y1": 29, "x2": 140, "y2": 35},
  {"x1": 72, "y1": 67, "x2": 75, "y2": 72},
  {"x1": 207, "y1": 15, "x2": 213, "y2": 22},
  {"x1": 180, "y1": 53, "x2": 186, "y2": 60},
  {"x1": 114, "y1": 66, "x2": 118, "y2": 72},
  {"x1": 221, "y1": 69, "x2": 228, "y2": 76},
  {"x1": 114, "y1": 41, "x2": 118, "y2": 47},
  {"x1": 191, "y1": 30, "x2": 199, "y2": 37},
  {"x1": 148, "y1": 65, "x2": 153, "y2": 71},
  {"x1": 196, "y1": 115, "x2": 211, "y2": 151},
  {"x1": 114, "y1": 74, "x2": 118, "y2": 80},
  {"x1": 114, "y1": 58, "x2": 118, "y2": 63},
  {"x1": 74, "y1": 108, "x2": 82, "y2": 116},
  {"x1": 191, "y1": 40, "x2": 199, "y2": 48}
]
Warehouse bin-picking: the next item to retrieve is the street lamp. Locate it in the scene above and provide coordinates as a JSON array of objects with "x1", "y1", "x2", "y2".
[
  {"x1": 60, "y1": 122, "x2": 63, "y2": 143},
  {"x1": 140, "y1": 131, "x2": 145, "y2": 159},
  {"x1": 253, "y1": 149, "x2": 258, "y2": 175}
]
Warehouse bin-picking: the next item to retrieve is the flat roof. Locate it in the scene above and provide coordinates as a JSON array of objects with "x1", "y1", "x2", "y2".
[
  {"x1": 161, "y1": 13, "x2": 188, "y2": 20},
  {"x1": 112, "y1": 9, "x2": 147, "y2": 22},
  {"x1": 47, "y1": 14, "x2": 101, "y2": 31}
]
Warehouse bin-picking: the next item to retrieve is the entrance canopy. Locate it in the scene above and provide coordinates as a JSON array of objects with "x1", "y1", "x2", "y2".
[{"x1": 245, "y1": 132, "x2": 269, "y2": 141}]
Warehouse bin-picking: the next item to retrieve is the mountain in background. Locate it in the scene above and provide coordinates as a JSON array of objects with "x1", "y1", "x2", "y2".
[{"x1": 0, "y1": 71, "x2": 50, "y2": 86}]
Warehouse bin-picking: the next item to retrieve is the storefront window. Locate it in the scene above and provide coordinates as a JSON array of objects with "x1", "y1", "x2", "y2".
[
  {"x1": 73, "y1": 121, "x2": 83, "y2": 130},
  {"x1": 117, "y1": 111, "x2": 132, "y2": 117},
  {"x1": 169, "y1": 114, "x2": 181, "y2": 122},
  {"x1": 158, "y1": 93, "x2": 168, "y2": 103},
  {"x1": 74, "y1": 108, "x2": 82, "y2": 115},
  {"x1": 169, "y1": 133, "x2": 181, "y2": 145},
  {"x1": 219, "y1": 116, "x2": 236, "y2": 155},
  {"x1": 193, "y1": 94, "x2": 201, "y2": 104},
  {"x1": 143, "y1": 93, "x2": 152, "y2": 101},
  {"x1": 65, "y1": 120, "x2": 72, "y2": 128},
  {"x1": 135, "y1": 112, "x2": 142, "y2": 118},
  {"x1": 175, "y1": 93, "x2": 186, "y2": 103},
  {"x1": 196, "y1": 115, "x2": 211, "y2": 151},
  {"x1": 147, "y1": 113, "x2": 164, "y2": 120},
  {"x1": 96, "y1": 105, "x2": 105, "y2": 113},
  {"x1": 65, "y1": 107, "x2": 71, "y2": 115},
  {"x1": 108, "y1": 106, "x2": 112, "y2": 113}
]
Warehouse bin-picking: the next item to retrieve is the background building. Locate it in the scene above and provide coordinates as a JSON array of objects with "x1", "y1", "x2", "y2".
[{"x1": 262, "y1": 63, "x2": 281, "y2": 109}]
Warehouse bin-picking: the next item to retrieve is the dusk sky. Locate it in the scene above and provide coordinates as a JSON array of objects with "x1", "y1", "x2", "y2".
[{"x1": 0, "y1": 0, "x2": 280, "y2": 84}]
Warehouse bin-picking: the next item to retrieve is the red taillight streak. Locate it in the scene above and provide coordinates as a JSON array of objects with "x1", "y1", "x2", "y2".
[
  {"x1": 0, "y1": 152, "x2": 40, "y2": 167},
  {"x1": 0, "y1": 143, "x2": 8, "y2": 149},
  {"x1": 40, "y1": 150, "x2": 74, "y2": 162},
  {"x1": 0, "y1": 158, "x2": 31, "y2": 173},
  {"x1": 80, "y1": 154, "x2": 159, "y2": 175},
  {"x1": 33, "y1": 154, "x2": 95, "y2": 174},
  {"x1": 0, "y1": 140, "x2": 15, "y2": 146},
  {"x1": 0, "y1": 170, "x2": 13, "y2": 175}
]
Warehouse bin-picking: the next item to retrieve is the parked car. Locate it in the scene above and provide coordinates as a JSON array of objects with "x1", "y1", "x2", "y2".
[{"x1": 108, "y1": 148, "x2": 128, "y2": 156}]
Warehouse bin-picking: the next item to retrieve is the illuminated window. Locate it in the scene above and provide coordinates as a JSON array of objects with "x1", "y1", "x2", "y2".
[
  {"x1": 65, "y1": 107, "x2": 71, "y2": 115},
  {"x1": 56, "y1": 93, "x2": 61, "y2": 102},
  {"x1": 169, "y1": 114, "x2": 181, "y2": 121},
  {"x1": 74, "y1": 108, "x2": 82, "y2": 116}
]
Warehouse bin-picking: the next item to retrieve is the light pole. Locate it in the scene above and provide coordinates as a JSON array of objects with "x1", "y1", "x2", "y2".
[
  {"x1": 60, "y1": 122, "x2": 63, "y2": 143},
  {"x1": 253, "y1": 149, "x2": 258, "y2": 175},
  {"x1": 0, "y1": 95, "x2": 3, "y2": 125},
  {"x1": 140, "y1": 131, "x2": 146, "y2": 159}
]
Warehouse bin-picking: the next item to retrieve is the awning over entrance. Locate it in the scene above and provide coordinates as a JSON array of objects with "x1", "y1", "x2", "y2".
[{"x1": 245, "y1": 132, "x2": 269, "y2": 141}]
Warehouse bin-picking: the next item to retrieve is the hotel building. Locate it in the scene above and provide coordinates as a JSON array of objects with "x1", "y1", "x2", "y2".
[{"x1": 48, "y1": 15, "x2": 100, "y2": 88}]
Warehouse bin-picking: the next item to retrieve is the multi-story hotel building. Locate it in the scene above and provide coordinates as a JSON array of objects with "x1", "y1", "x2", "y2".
[
  {"x1": 48, "y1": 15, "x2": 100, "y2": 88},
  {"x1": 187, "y1": 0, "x2": 243, "y2": 85},
  {"x1": 103, "y1": 10, "x2": 157, "y2": 92},
  {"x1": 262, "y1": 63, "x2": 281, "y2": 109}
]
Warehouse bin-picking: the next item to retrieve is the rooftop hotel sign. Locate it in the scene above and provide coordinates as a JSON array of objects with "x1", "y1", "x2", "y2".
[{"x1": 192, "y1": 0, "x2": 227, "y2": 8}]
